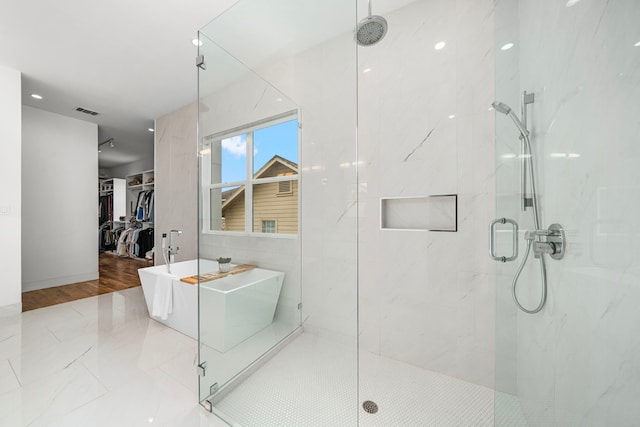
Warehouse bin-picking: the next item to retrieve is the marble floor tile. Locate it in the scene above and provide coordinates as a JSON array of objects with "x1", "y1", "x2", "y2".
[
  {"x1": 1, "y1": 283, "x2": 522, "y2": 426},
  {"x1": 0, "y1": 358, "x2": 20, "y2": 395},
  {"x1": 0, "y1": 287, "x2": 227, "y2": 427},
  {"x1": 0, "y1": 363, "x2": 108, "y2": 427}
]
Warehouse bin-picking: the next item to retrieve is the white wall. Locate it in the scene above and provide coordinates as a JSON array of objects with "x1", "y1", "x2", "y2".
[
  {"x1": 104, "y1": 157, "x2": 154, "y2": 179},
  {"x1": 22, "y1": 106, "x2": 98, "y2": 291},
  {"x1": 0, "y1": 65, "x2": 22, "y2": 310}
]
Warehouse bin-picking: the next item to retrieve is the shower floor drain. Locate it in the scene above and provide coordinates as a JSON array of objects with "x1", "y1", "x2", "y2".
[{"x1": 362, "y1": 400, "x2": 379, "y2": 414}]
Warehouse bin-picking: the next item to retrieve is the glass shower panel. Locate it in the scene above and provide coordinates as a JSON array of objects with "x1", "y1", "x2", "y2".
[
  {"x1": 357, "y1": 0, "x2": 496, "y2": 424},
  {"x1": 197, "y1": 29, "x2": 301, "y2": 408},
  {"x1": 494, "y1": 1, "x2": 640, "y2": 425},
  {"x1": 493, "y1": 1, "x2": 528, "y2": 424},
  {"x1": 198, "y1": 0, "x2": 358, "y2": 425}
]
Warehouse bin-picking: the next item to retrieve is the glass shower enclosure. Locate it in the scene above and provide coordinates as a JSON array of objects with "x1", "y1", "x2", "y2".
[
  {"x1": 193, "y1": 0, "x2": 640, "y2": 425},
  {"x1": 196, "y1": 1, "x2": 359, "y2": 425}
]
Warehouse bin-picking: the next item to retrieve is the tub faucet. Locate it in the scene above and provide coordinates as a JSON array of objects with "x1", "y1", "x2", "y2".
[
  {"x1": 162, "y1": 230, "x2": 182, "y2": 274},
  {"x1": 168, "y1": 230, "x2": 182, "y2": 261}
]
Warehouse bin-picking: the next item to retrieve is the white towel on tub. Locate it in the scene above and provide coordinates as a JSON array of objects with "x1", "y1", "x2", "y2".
[{"x1": 152, "y1": 273, "x2": 177, "y2": 320}]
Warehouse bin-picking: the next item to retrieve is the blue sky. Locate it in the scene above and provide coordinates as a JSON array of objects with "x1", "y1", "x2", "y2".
[{"x1": 221, "y1": 119, "x2": 298, "y2": 183}]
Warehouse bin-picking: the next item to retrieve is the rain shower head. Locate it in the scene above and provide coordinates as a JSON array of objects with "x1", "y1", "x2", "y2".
[
  {"x1": 356, "y1": 0, "x2": 388, "y2": 46},
  {"x1": 492, "y1": 101, "x2": 529, "y2": 137}
]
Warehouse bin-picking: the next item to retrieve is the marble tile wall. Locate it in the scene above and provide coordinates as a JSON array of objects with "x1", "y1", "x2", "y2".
[
  {"x1": 357, "y1": 0, "x2": 496, "y2": 388},
  {"x1": 495, "y1": 0, "x2": 640, "y2": 424},
  {"x1": 155, "y1": 102, "x2": 199, "y2": 265}
]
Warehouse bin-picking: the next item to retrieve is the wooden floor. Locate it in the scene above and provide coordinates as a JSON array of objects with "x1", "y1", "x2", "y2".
[{"x1": 22, "y1": 253, "x2": 150, "y2": 312}]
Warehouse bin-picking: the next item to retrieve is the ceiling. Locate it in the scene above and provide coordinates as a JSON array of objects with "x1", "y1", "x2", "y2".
[
  {"x1": 0, "y1": 0, "x2": 240, "y2": 169},
  {"x1": 0, "y1": 0, "x2": 415, "y2": 170}
]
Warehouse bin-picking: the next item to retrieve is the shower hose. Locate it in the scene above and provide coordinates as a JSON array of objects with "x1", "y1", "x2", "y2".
[{"x1": 511, "y1": 233, "x2": 547, "y2": 314}]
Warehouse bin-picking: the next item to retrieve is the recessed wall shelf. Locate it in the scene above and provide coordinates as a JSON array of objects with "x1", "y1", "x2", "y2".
[{"x1": 380, "y1": 194, "x2": 457, "y2": 232}]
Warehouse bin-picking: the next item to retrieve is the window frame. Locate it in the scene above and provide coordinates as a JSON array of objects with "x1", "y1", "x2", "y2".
[
  {"x1": 200, "y1": 110, "x2": 300, "y2": 238},
  {"x1": 277, "y1": 180, "x2": 293, "y2": 195},
  {"x1": 261, "y1": 219, "x2": 277, "y2": 233}
]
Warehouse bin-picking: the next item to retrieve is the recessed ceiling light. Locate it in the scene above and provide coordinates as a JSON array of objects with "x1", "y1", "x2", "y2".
[
  {"x1": 501, "y1": 43, "x2": 514, "y2": 51},
  {"x1": 434, "y1": 41, "x2": 446, "y2": 50},
  {"x1": 31, "y1": 93, "x2": 43, "y2": 100},
  {"x1": 634, "y1": 41, "x2": 640, "y2": 47},
  {"x1": 148, "y1": 128, "x2": 154, "y2": 132},
  {"x1": 192, "y1": 39, "x2": 203, "y2": 47},
  {"x1": 276, "y1": 98, "x2": 283, "y2": 102},
  {"x1": 448, "y1": 115, "x2": 456, "y2": 119},
  {"x1": 566, "y1": 0, "x2": 581, "y2": 6},
  {"x1": 363, "y1": 68, "x2": 372, "y2": 73}
]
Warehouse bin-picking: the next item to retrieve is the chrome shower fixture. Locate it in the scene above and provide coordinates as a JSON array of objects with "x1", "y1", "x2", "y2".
[
  {"x1": 492, "y1": 101, "x2": 529, "y2": 137},
  {"x1": 356, "y1": 0, "x2": 388, "y2": 46},
  {"x1": 491, "y1": 101, "x2": 511, "y2": 115},
  {"x1": 490, "y1": 91, "x2": 566, "y2": 315}
]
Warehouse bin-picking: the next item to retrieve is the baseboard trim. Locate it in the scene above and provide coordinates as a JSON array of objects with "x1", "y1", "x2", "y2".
[{"x1": 22, "y1": 271, "x2": 99, "y2": 292}]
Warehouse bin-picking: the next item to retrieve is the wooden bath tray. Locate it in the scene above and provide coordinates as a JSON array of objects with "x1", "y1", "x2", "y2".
[{"x1": 180, "y1": 264, "x2": 256, "y2": 285}]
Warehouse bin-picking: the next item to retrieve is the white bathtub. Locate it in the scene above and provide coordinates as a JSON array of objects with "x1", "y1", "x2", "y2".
[{"x1": 137, "y1": 260, "x2": 284, "y2": 352}]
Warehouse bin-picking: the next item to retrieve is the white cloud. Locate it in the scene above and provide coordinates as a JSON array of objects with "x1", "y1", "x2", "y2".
[{"x1": 222, "y1": 135, "x2": 246, "y2": 157}]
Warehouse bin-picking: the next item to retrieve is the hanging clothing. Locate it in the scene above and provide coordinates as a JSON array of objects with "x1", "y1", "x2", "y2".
[
  {"x1": 99, "y1": 194, "x2": 113, "y2": 225},
  {"x1": 135, "y1": 190, "x2": 154, "y2": 222},
  {"x1": 117, "y1": 228, "x2": 134, "y2": 257}
]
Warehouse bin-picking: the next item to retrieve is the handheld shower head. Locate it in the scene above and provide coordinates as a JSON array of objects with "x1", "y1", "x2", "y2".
[
  {"x1": 492, "y1": 101, "x2": 529, "y2": 137},
  {"x1": 492, "y1": 101, "x2": 511, "y2": 115}
]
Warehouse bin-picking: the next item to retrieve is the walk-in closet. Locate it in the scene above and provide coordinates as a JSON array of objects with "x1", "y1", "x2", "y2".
[{"x1": 98, "y1": 169, "x2": 155, "y2": 263}]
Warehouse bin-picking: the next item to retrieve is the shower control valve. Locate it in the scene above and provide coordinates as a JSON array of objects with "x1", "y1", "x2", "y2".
[
  {"x1": 527, "y1": 223, "x2": 566, "y2": 260},
  {"x1": 532, "y1": 241, "x2": 557, "y2": 258}
]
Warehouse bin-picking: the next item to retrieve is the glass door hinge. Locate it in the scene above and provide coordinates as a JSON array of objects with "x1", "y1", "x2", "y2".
[
  {"x1": 201, "y1": 400, "x2": 212, "y2": 413},
  {"x1": 197, "y1": 361, "x2": 207, "y2": 377},
  {"x1": 196, "y1": 55, "x2": 206, "y2": 70}
]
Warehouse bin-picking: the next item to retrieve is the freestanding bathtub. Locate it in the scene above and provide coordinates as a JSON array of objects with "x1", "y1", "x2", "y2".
[{"x1": 137, "y1": 259, "x2": 284, "y2": 352}]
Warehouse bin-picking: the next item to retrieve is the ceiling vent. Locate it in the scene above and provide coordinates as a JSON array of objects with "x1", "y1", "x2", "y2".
[{"x1": 75, "y1": 106, "x2": 100, "y2": 116}]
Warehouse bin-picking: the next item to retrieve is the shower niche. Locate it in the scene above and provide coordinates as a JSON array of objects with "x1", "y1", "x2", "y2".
[{"x1": 380, "y1": 194, "x2": 457, "y2": 232}]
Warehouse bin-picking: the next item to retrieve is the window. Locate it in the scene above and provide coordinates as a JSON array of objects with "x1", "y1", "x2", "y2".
[
  {"x1": 201, "y1": 112, "x2": 299, "y2": 235},
  {"x1": 278, "y1": 180, "x2": 292, "y2": 195},
  {"x1": 261, "y1": 220, "x2": 276, "y2": 233}
]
